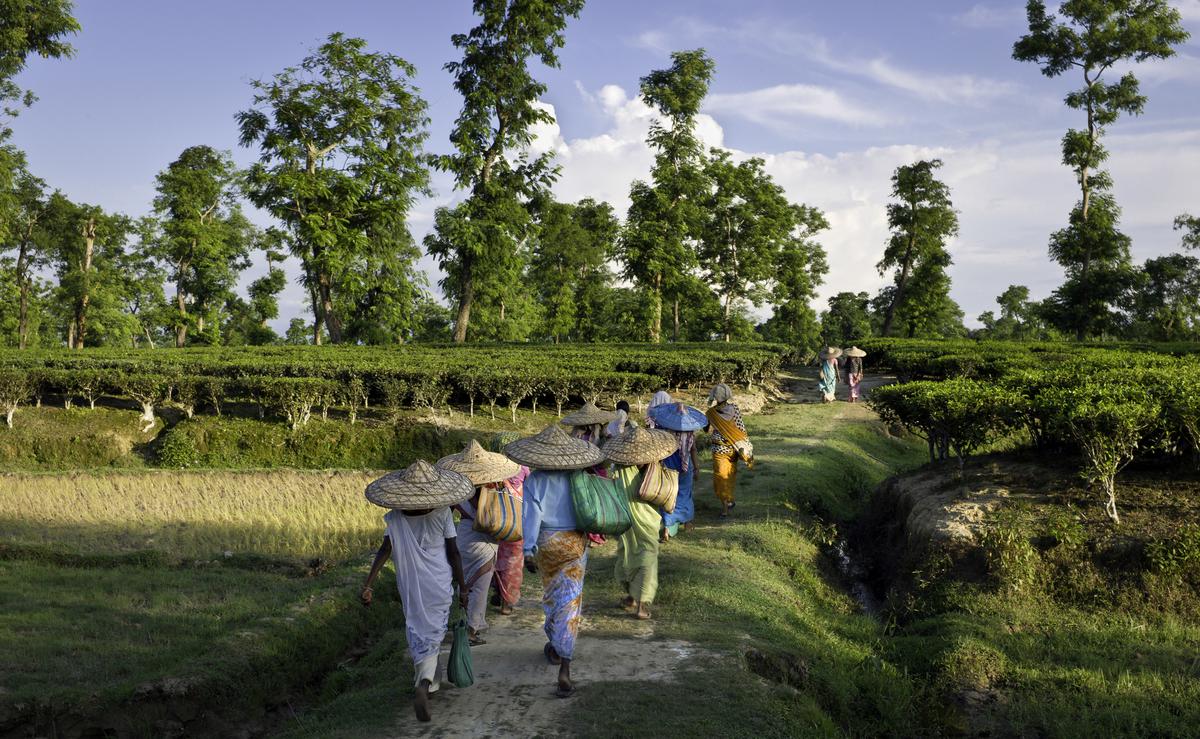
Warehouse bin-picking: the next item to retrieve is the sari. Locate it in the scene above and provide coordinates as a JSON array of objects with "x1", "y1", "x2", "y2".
[
  {"x1": 612, "y1": 465, "x2": 660, "y2": 604},
  {"x1": 819, "y1": 358, "x2": 839, "y2": 401},
  {"x1": 706, "y1": 404, "x2": 748, "y2": 506},
  {"x1": 383, "y1": 508, "x2": 455, "y2": 688},
  {"x1": 661, "y1": 432, "x2": 696, "y2": 536},
  {"x1": 492, "y1": 466, "x2": 528, "y2": 607},
  {"x1": 455, "y1": 498, "x2": 498, "y2": 634},
  {"x1": 846, "y1": 357, "x2": 863, "y2": 402},
  {"x1": 536, "y1": 529, "x2": 588, "y2": 660}
]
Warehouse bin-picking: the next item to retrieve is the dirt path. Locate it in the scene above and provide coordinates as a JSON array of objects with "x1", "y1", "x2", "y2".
[{"x1": 387, "y1": 595, "x2": 710, "y2": 738}]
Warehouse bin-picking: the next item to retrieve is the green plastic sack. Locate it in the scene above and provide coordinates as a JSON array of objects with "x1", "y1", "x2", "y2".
[
  {"x1": 569, "y1": 470, "x2": 633, "y2": 536},
  {"x1": 447, "y1": 586, "x2": 474, "y2": 688}
]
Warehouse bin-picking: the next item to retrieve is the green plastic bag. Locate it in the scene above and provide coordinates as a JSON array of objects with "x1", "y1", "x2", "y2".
[
  {"x1": 569, "y1": 470, "x2": 633, "y2": 536},
  {"x1": 447, "y1": 586, "x2": 474, "y2": 688}
]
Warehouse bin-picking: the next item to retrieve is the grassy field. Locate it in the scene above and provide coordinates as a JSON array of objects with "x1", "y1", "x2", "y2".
[{"x1": 5, "y1": 373, "x2": 1200, "y2": 736}]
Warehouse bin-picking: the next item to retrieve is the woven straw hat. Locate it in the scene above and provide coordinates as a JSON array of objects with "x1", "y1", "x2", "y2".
[
  {"x1": 560, "y1": 400, "x2": 617, "y2": 427},
  {"x1": 503, "y1": 424, "x2": 606, "y2": 470},
  {"x1": 845, "y1": 346, "x2": 867, "y2": 358},
  {"x1": 436, "y1": 438, "x2": 522, "y2": 486},
  {"x1": 648, "y1": 402, "x2": 707, "y2": 432},
  {"x1": 365, "y1": 460, "x2": 474, "y2": 511},
  {"x1": 601, "y1": 426, "x2": 679, "y2": 466},
  {"x1": 820, "y1": 346, "x2": 843, "y2": 359}
]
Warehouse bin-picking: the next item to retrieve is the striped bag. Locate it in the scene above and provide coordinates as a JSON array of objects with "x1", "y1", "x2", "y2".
[
  {"x1": 473, "y1": 482, "x2": 523, "y2": 542},
  {"x1": 569, "y1": 471, "x2": 633, "y2": 537},
  {"x1": 637, "y1": 461, "x2": 679, "y2": 513}
]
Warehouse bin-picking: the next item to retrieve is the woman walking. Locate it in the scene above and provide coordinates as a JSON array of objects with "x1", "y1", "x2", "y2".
[
  {"x1": 647, "y1": 401, "x2": 705, "y2": 540},
  {"x1": 561, "y1": 401, "x2": 617, "y2": 445},
  {"x1": 504, "y1": 425, "x2": 606, "y2": 698},
  {"x1": 602, "y1": 426, "x2": 678, "y2": 620},
  {"x1": 705, "y1": 383, "x2": 751, "y2": 518},
  {"x1": 489, "y1": 432, "x2": 527, "y2": 616},
  {"x1": 818, "y1": 346, "x2": 842, "y2": 403},
  {"x1": 645, "y1": 390, "x2": 672, "y2": 428},
  {"x1": 845, "y1": 346, "x2": 866, "y2": 403},
  {"x1": 360, "y1": 461, "x2": 472, "y2": 722},
  {"x1": 435, "y1": 439, "x2": 521, "y2": 644}
]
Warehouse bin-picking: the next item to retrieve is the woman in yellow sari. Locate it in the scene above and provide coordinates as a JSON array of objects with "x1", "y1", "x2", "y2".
[{"x1": 705, "y1": 383, "x2": 751, "y2": 518}]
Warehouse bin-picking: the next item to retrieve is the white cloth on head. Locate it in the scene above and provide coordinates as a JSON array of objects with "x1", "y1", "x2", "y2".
[
  {"x1": 384, "y1": 508, "x2": 456, "y2": 671},
  {"x1": 606, "y1": 409, "x2": 630, "y2": 438},
  {"x1": 648, "y1": 391, "x2": 672, "y2": 409}
]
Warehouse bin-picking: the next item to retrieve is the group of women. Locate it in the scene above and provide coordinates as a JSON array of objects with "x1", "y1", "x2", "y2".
[
  {"x1": 359, "y1": 383, "x2": 752, "y2": 722},
  {"x1": 817, "y1": 345, "x2": 867, "y2": 403}
]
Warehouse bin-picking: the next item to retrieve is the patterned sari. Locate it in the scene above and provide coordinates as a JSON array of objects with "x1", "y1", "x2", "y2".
[
  {"x1": 819, "y1": 358, "x2": 839, "y2": 401},
  {"x1": 492, "y1": 467, "x2": 528, "y2": 607},
  {"x1": 535, "y1": 529, "x2": 588, "y2": 660},
  {"x1": 612, "y1": 465, "x2": 660, "y2": 603}
]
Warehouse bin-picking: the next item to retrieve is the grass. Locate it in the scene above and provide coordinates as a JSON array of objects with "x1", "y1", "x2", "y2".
[{"x1": 0, "y1": 406, "x2": 159, "y2": 469}]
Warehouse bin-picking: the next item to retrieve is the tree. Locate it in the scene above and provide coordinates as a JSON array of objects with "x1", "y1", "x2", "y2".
[
  {"x1": 758, "y1": 205, "x2": 829, "y2": 348},
  {"x1": 821, "y1": 291, "x2": 872, "y2": 348},
  {"x1": 0, "y1": 0, "x2": 79, "y2": 136},
  {"x1": 0, "y1": 158, "x2": 52, "y2": 348},
  {"x1": 150, "y1": 145, "x2": 256, "y2": 347},
  {"x1": 1177, "y1": 214, "x2": 1200, "y2": 251},
  {"x1": 1014, "y1": 0, "x2": 1188, "y2": 339},
  {"x1": 618, "y1": 49, "x2": 715, "y2": 342},
  {"x1": 877, "y1": 159, "x2": 959, "y2": 337},
  {"x1": 527, "y1": 197, "x2": 618, "y2": 342},
  {"x1": 238, "y1": 33, "x2": 431, "y2": 344},
  {"x1": 429, "y1": 0, "x2": 584, "y2": 343},
  {"x1": 116, "y1": 220, "x2": 169, "y2": 348},
  {"x1": 1127, "y1": 253, "x2": 1200, "y2": 341},
  {"x1": 699, "y1": 150, "x2": 808, "y2": 341}
]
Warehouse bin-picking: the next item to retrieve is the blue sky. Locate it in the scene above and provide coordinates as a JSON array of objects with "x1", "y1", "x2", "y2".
[{"x1": 11, "y1": 0, "x2": 1200, "y2": 332}]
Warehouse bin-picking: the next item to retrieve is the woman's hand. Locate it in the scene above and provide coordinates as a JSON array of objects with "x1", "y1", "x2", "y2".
[
  {"x1": 360, "y1": 586, "x2": 374, "y2": 606},
  {"x1": 458, "y1": 587, "x2": 469, "y2": 610}
]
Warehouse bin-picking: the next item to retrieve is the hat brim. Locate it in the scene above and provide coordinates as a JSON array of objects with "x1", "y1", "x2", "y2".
[
  {"x1": 560, "y1": 409, "x2": 618, "y2": 426},
  {"x1": 435, "y1": 454, "x2": 522, "y2": 486},
  {"x1": 647, "y1": 405, "x2": 707, "y2": 431},
  {"x1": 365, "y1": 468, "x2": 474, "y2": 510},
  {"x1": 601, "y1": 430, "x2": 679, "y2": 466},
  {"x1": 845, "y1": 348, "x2": 867, "y2": 357},
  {"x1": 502, "y1": 437, "x2": 606, "y2": 471}
]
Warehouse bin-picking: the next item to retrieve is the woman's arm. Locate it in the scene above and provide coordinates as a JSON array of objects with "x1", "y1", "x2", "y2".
[
  {"x1": 361, "y1": 535, "x2": 392, "y2": 606},
  {"x1": 445, "y1": 537, "x2": 468, "y2": 609}
]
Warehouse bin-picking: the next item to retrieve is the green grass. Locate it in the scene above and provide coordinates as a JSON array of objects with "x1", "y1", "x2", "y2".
[{"x1": 0, "y1": 406, "x2": 159, "y2": 469}]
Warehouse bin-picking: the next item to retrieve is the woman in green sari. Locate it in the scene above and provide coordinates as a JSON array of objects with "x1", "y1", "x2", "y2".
[
  {"x1": 818, "y1": 346, "x2": 842, "y2": 402},
  {"x1": 600, "y1": 427, "x2": 678, "y2": 620}
]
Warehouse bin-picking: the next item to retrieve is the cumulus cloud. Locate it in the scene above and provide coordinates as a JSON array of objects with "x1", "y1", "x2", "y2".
[{"x1": 706, "y1": 84, "x2": 889, "y2": 127}]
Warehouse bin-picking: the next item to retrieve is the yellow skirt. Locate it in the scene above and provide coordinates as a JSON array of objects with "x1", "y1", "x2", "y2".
[{"x1": 712, "y1": 452, "x2": 737, "y2": 504}]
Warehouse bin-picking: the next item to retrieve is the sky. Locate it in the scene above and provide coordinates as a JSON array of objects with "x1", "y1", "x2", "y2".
[{"x1": 10, "y1": 0, "x2": 1200, "y2": 333}]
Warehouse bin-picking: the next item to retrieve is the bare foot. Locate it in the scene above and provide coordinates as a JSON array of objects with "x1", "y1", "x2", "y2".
[
  {"x1": 544, "y1": 642, "x2": 562, "y2": 665},
  {"x1": 556, "y1": 659, "x2": 575, "y2": 698},
  {"x1": 499, "y1": 603, "x2": 513, "y2": 616},
  {"x1": 636, "y1": 602, "x2": 651, "y2": 620},
  {"x1": 620, "y1": 595, "x2": 635, "y2": 611},
  {"x1": 413, "y1": 679, "x2": 432, "y2": 722}
]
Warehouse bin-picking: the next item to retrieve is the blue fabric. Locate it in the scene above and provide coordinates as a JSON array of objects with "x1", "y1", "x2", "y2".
[
  {"x1": 660, "y1": 448, "x2": 695, "y2": 533},
  {"x1": 648, "y1": 403, "x2": 707, "y2": 431},
  {"x1": 819, "y1": 359, "x2": 839, "y2": 397},
  {"x1": 522, "y1": 470, "x2": 578, "y2": 557}
]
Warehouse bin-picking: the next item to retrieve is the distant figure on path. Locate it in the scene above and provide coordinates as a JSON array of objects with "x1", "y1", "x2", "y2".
[
  {"x1": 647, "y1": 401, "x2": 706, "y2": 539},
  {"x1": 504, "y1": 425, "x2": 607, "y2": 698},
  {"x1": 606, "y1": 400, "x2": 635, "y2": 437},
  {"x1": 645, "y1": 390, "x2": 672, "y2": 428},
  {"x1": 602, "y1": 427, "x2": 679, "y2": 620},
  {"x1": 360, "y1": 461, "x2": 472, "y2": 723},
  {"x1": 436, "y1": 439, "x2": 522, "y2": 644},
  {"x1": 845, "y1": 347, "x2": 866, "y2": 403},
  {"x1": 818, "y1": 346, "x2": 842, "y2": 402},
  {"x1": 705, "y1": 383, "x2": 751, "y2": 518}
]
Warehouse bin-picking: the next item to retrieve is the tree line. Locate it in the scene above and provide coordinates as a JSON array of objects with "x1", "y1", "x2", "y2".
[{"x1": 0, "y1": 1, "x2": 1196, "y2": 350}]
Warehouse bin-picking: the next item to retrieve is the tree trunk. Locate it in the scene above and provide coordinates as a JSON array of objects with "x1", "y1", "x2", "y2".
[
  {"x1": 673, "y1": 299, "x2": 680, "y2": 342},
  {"x1": 1075, "y1": 69, "x2": 1099, "y2": 341},
  {"x1": 453, "y1": 258, "x2": 474, "y2": 344},
  {"x1": 499, "y1": 300, "x2": 506, "y2": 322},
  {"x1": 723, "y1": 291, "x2": 733, "y2": 342},
  {"x1": 1103, "y1": 477, "x2": 1120, "y2": 524},
  {"x1": 881, "y1": 219, "x2": 917, "y2": 338},
  {"x1": 66, "y1": 322, "x2": 75, "y2": 351},
  {"x1": 317, "y1": 270, "x2": 342, "y2": 344},
  {"x1": 75, "y1": 217, "x2": 96, "y2": 350},
  {"x1": 16, "y1": 236, "x2": 31, "y2": 350},
  {"x1": 650, "y1": 273, "x2": 662, "y2": 343}
]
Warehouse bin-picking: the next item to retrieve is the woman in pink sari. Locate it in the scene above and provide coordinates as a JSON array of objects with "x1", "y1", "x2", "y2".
[
  {"x1": 845, "y1": 347, "x2": 866, "y2": 403},
  {"x1": 489, "y1": 433, "x2": 528, "y2": 615}
]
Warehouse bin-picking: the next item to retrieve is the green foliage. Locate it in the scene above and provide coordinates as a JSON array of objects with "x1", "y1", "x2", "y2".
[
  {"x1": 868, "y1": 378, "x2": 1019, "y2": 464},
  {"x1": 0, "y1": 0, "x2": 79, "y2": 134},
  {"x1": 1147, "y1": 525, "x2": 1200, "y2": 579},
  {"x1": 979, "y1": 509, "x2": 1041, "y2": 594},
  {"x1": 237, "y1": 33, "x2": 431, "y2": 344},
  {"x1": 820, "y1": 291, "x2": 872, "y2": 349},
  {"x1": 0, "y1": 368, "x2": 29, "y2": 427}
]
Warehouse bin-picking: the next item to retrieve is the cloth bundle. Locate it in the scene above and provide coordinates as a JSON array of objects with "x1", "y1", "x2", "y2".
[
  {"x1": 473, "y1": 482, "x2": 523, "y2": 542},
  {"x1": 637, "y1": 460, "x2": 679, "y2": 512},
  {"x1": 569, "y1": 470, "x2": 633, "y2": 536}
]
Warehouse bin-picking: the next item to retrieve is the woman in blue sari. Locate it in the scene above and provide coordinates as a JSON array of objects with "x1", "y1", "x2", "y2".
[
  {"x1": 648, "y1": 402, "x2": 705, "y2": 540},
  {"x1": 818, "y1": 346, "x2": 842, "y2": 403}
]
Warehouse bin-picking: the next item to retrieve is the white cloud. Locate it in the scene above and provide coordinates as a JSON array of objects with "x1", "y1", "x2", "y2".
[
  {"x1": 861, "y1": 58, "x2": 1018, "y2": 104},
  {"x1": 706, "y1": 84, "x2": 889, "y2": 127},
  {"x1": 1175, "y1": 0, "x2": 1200, "y2": 21},
  {"x1": 952, "y1": 4, "x2": 1027, "y2": 29},
  {"x1": 1117, "y1": 53, "x2": 1200, "y2": 85}
]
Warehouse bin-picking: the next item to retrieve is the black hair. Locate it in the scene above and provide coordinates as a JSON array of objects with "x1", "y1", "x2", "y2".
[{"x1": 616, "y1": 400, "x2": 631, "y2": 413}]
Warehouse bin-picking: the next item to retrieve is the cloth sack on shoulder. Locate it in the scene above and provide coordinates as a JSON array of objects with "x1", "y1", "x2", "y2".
[
  {"x1": 733, "y1": 438, "x2": 754, "y2": 466},
  {"x1": 637, "y1": 461, "x2": 679, "y2": 513},
  {"x1": 473, "y1": 482, "x2": 523, "y2": 542},
  {"x1": 569, "y1": 470, "x2": 633, "y2": 536},
  {"x1": 447, "y1": 585, "x2": 474, "y2": 688}
]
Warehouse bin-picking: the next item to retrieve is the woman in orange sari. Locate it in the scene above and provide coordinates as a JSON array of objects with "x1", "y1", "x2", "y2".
[{"x1": 704, "y1": 383, "x2": 752, "y2": 518}]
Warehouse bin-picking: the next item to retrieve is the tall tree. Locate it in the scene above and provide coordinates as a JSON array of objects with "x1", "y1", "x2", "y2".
[
  {"x1": 238, "y1": 33, "x2": 431, "y2": 344},
  {"x1": 151, "y1": 145, "x2": 255, "y2": 347},
  {"x1": 1014, "y1": 0, "x2": 1188, "y2": 339},
  {"x1": 429, "y1": 0, "x2": 584, "y2": 343},
  {"x1": 116, "y1": 221, "x2": 168, "y2": 348},
  {"x1": 1127, "y1": 253, "x2": 1200, "y2": 341},
  {"x1": 698, "y1": 151, "x2": 791, "y2": 341},
  {"x1": 618, "y1": 49, "x2": 715, "y2": 342},
  {"x1": 820, "y1": 291, "x2": 872, "y2": 348},
  {"x1": 0, "y1": 158, "x2": 52, "y2": 348},
  {"x1": 0, "y1": 0, "x2": 79, "y2": 136},
  {"x1": 877, "y1": 159, "x2": 959, "y2": 337},
  {"x1": 528, "y1": 197, "x2": 618, "y2": 342},
  {"x1": 760, "y1": 205, "x2": 830, "y2": 348}
]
